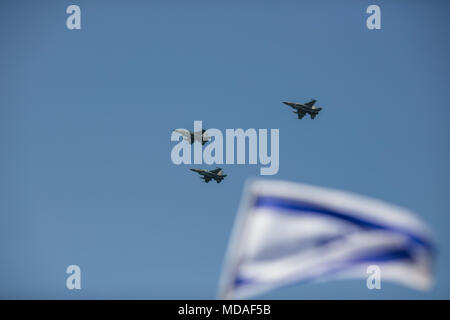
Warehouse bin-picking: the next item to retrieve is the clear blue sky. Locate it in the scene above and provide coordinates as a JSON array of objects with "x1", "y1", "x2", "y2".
[{"x1": 1, "y1": 0, "x2": 449, "y2": 299}]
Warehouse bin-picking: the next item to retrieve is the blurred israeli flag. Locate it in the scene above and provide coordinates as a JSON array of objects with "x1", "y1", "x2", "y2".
[{"x1": 218, "y1": 180, "x2": 435, "y2": 299}]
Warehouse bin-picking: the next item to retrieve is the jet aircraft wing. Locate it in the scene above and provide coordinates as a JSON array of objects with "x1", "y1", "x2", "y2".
[
  {"x1": 203, "y1": 176, "x2": 212, "y2": 183},
  {"x1": 174, "y1": 129, "x2": 192, "y2": 143}
]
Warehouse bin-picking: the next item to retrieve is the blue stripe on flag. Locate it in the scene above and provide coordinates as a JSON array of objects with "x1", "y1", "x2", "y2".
[
  {"x1": 233, "y1": 247, "x2": 417, "y2": 288},
  {"x1": 253, "y1": 196, "x2": 433, "y2": 251}
]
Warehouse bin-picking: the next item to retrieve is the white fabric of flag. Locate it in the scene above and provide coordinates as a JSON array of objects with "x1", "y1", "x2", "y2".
[{"x1": 218, "y1": 180, "x2": 434, "y2": 299}]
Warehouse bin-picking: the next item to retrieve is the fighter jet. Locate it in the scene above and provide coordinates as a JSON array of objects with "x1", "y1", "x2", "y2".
[
  {"x1": 283, "y1": 99, "x2": 322, "y2": 119},
  {"x1": 173, "y1": 129, "x2": 210, "y2": 145},
  {"x1": 190, "y1": 168, "x2": 227, "y2": 183}
]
